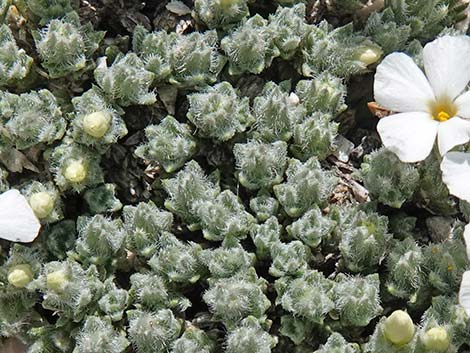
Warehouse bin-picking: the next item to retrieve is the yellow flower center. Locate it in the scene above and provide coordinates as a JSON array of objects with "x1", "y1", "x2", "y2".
[{"x1": 430, "y1": 98, "x2": 456, "y2": 122}]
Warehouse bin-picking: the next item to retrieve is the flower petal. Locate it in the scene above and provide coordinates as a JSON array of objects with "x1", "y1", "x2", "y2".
[
  {"x1": 377, "y1": 112, "x2": 439, "y2": 163},
  {"x1": 460, "y1": 271, "x2": 470, "y2": 316},
  {"x1": 455, "y1": 90, "x2": 470, "y2": 119},
  {"x1": 440, "y1": 152, "x2": 470, "y2": 201},
  {"x1": 374, "y1": 53, "x2": 435, "y2": 112},
  {"x1": 423, "y1": 35, "x2": 470, "y2": 100},
  {"x1": 464, "y1": 224, "x2": 470, "y2": 260},
  {"x1": 437, "y1": 117, "x2": 470, "y2": 155},
  {"x1": 0, "y1": 189, "x2": 41, "y2": 243}
]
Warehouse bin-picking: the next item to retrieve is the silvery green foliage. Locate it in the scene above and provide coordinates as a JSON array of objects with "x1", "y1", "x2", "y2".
[
  {"x1": 21, "y1": 181, "x2": 63, "y2": 224},
  {"x1": 225, "y1": 316, "x2": 278, "y2": 353},
  {"x1": 234, "y1": 140, "x2": 288, "y2": 190},
  {"x1": 33, "y1": 260, "x2": 103, "y2": 321},
  {"x1": 27, "y1": 324, "x2": 74, "y2": 353},
  {"x1": 33, "y1": 12, "x2": 104, "y2": 78},
  {"x1": 268, "y1": 4, "x2": 310, "y2": 60},
  {"x1": 221, "y1": 14, "x2": 280, "y2": 75},
  {"x1": 70, "y1": 87, "x2": 128, "y2": 149},
  {"x1": 252, "y1": 81, "x2": 305, "y2": 142},
  {"x1": 249, "y1": 193, "x2": 279, "y2": 222},
  {"x1": 361, "y1": 148, "x2": 420, "y2": 208},
  {"x1": 338, "y1": 209, "x2": 392, "y2": 272},
  {"x1": 127, "y1": 309, "x2": 183, "y2": 353},
  {"x1": 74, "y1": 215, "x2": 127, "y2": 268},
  {"x1": 269, "y1": 241, "x2": 311, "y2": 277},
  {"x1": 36, "y1": 329, "x2": 73, "y2": 353},
  {"x1": 21, "y1": 0, "x2": 74, "y2": 24},
  {"x1": 44, "y1": 220, "x2": 76, "y2": 260},
  {"x1": 186, "y1": 82, "x2": 254, "y2": 141},
  {"x1": 421, "y1": 296, "x2": 469, "y2": 348},
  {"x1": 73, "y1": 316, "x2": 129, "y2": 353},
  {"x1": 98, "y1": 278, "x2": 129, "y2": 321},
  {"x1": 333, "y1": 273, "x2": 382, "y2": 327},
  {"x1": 132, "y1": 25, "x2": 174, "y2": 82},
  {"x1": 162, "y1": 160, "x2": 220, "y2": 229},
  {"x1": 314, "y1": 333, "x2": 360, "y2": 353},
  {"x1": 295, "y1": 73, "x2": 347, "y2": 116},
  {"x1": 415, "y1": 154, "x2": 457, "y2": 216},
  {"x1": 194, "y1": 190, "x2": 255, "y2": 243},
  {"x1": 250, "y1": 216, "x2": 282, "y2": 260},
  {"x1": 0, "y1": 24, "x2": 33, "y2": 87},
  {"x1": 386, "y1": 238, "x2": 425, "y2": 302},
  {"x1": 200, "y1": 244, "x2": 255, "y2": 279},
  {"x1": 169, "y1": 30, "x2": 226, "y2": 88},
  {"x1": 363, "y1": 8, "x2": 413, "y2": 54},
  {"x1": 149, "y1": 236, "x2": 205, "y2": 285},
  {"x1": 83, "y1": 183, "x2": 123, "y2": 214},
  {"x1": 423, "y1": 235, "x2": 469, "y2": 294},
  {"x1": 364, "y1": 0, "x2": 468, "y2": 53},
  {"x1": 129, "y1": 272, "x2": 190, "y2": 311},
  {"x1": 193, "y1": 0, "x2": 249, "y2": 29},
  {"x1": 301, "y1": 21, "x2": 380, "y2": 78},
  {"x1": 286, "y1": 206, "x2": 335, "y2": 248},
  {"x1": 171, "y1": 326, "x2": 215, "y2": 353},
  {"x1": 278, "y1": 315, "x2": 314, "y2": 345},
  {"x1": 273, "y1": 157, "x2": 337, "y2": 218},
  {"x1": 94, "y1": 53, "x2": 156, "y2": 107},
  {"x1": 203, "y1": 269, "x2": 270, "y2": 329},
  {"x1": 0, "y1": 89, "x2": 66, "y2": 149},
  {"x1": 275, "y1": 270, "x2": 334, "y2": 324},
  {"x1": 123, "y1": 201, "x2": 174, "y2": 258},
  {"x1": 47, "y1": 140, "x2": 104, "y2": 192},
  {"x1": 135, "y1": 116, "x2": 197, "y2": 173},
  {"x1": 290, "y1": 113, "x2": 338, "y2": 161}
]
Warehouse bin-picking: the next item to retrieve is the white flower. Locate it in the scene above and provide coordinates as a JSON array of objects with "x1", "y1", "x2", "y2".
[
  {"x1": 374, "y1": 35, "x2": 470, "y2": 163},
  {"x1": 459, "y1": 224, "x2": 470, "y2": 315},
  {"x1": 440, "y1": 152, "x2": 470, "y2": 201}
]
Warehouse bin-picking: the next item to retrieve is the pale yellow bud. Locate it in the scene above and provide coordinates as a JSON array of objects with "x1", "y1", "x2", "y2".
[
  {"x1": 8, "y1": 264, "x2": 33, "y2": 288},
  {"x1": 383, "y1": 310, "x2": 415, "y2": 345},
  {"x1": 46, "y1": 270, "x2": 68, "y2": 293},
  {"x1": 29, "y1": 192, "x2": 54, "y2": 219},
  {"x1": 83, "y1": 111, "x2": 111, "y2": 138},
  {"x1": 422, "y1": 327, "x2": 450, "y2": 352},
  {"x1": 64, "y1": 160, "x2": 87, "y2": 183},
  {"x1": 357, "y1": 47, "x2": 382, "y2": 66}
]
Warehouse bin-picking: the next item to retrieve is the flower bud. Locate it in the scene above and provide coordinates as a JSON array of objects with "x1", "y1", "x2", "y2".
[
  {"x1": 8, "y1": 264, "x2": 33, "y2": 288},
  {"x1": 356, "y1": 47, "x2": 382, "y2": 66},
  {"x1": 64, "y1": 160, "x2": 87, "y2": 183},
  {"x1": 46, "y1": 270, "x2": 68, "y2": 293},
  {"x1": 422, "y1": 327, "x2": 450, "y2": 352},
  {"x1": 383, "y1": 310, "x2": 415, "y2": 345},
  {"x1": 30, "y1": 192, "x2": 54, "y2": 219},
  {"x1": 83, "y1": 111, "x2": 111, "y2": 138}
]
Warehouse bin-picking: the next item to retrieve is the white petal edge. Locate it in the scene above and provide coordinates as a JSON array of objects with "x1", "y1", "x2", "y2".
[
  {"x1": 437, "y1": 117, "x2": 470, "y2": 155},
  {"x1": 455, "y1": 90, "x2": 470, "y2": 119},
  {"x1": 374, "y1": 52, "x2": 435, "y2": 113},
  {"x1": 464, "y1": 224, "x2": 470, "y2": 260},
  {"x1": 377, "y1": 112, "x2": 439, "y2": 163},
  {"x1": 423, "y1": 35, "x2": 470, "y2": 100},
  {"x1": 0, "y1": 189, "x2": 41, "y2": 243},
  {"x1": 440, "y1": 152, "x2": 470, "y2": 201},
  {"x1": 459, "y1": 271, "x2": 470, "y2": 316}
]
